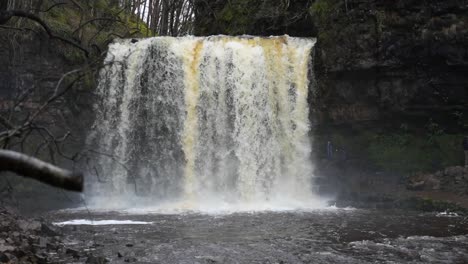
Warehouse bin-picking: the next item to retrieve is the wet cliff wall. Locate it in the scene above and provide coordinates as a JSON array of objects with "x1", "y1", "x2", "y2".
[
  {"x1": 312, "y1": 0, "x2": 468, "y2": 123},
  {"x1": 310, "y1": 0, "x2": 468, "y2": 198},
  {"x1": 194, "y1": 0, "x2": 316, "y2": 36},
  {"x1": 194, "y1": 0, "x2": 468, "y2": 192}
]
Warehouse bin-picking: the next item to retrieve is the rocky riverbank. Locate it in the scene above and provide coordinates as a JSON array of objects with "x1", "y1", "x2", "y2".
[
  {"x1": 0, "y1": 207, "x2": 108, "y2": 264},
  {"x1": 407, "y1": 166, "x2": 468, "y2": 194}
]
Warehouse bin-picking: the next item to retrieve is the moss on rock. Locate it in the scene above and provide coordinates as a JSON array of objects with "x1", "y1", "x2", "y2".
[
  {"x1": 194, "y1": 0, "x2": 315, "y2": 36},
  {"x1": 30, "y1": 0, "x2": 152, "y2": 63},
  {"x1": 314, "y1": 118, "x2": 466, "y2": 175}
]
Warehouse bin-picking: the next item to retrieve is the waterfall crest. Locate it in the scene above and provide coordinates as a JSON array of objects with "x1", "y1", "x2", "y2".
[{"x1": 88, "y1": 36, "x2": 324, "y2": 211}]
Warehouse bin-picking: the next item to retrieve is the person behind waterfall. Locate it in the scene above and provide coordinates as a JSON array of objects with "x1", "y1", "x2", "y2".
[
  {"x1": 464, "y1": 136, "x2": 468, "y2": 167},
  {"x1": 327, "y1": 141, "x2": 333, "y2": 159}
]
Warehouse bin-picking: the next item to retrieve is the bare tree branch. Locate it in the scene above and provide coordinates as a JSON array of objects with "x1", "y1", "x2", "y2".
[
  {"x1": 0, "y1": 150, "x2": 83, "y2": 191},
  {"x1": 0, "y1": 10, "x2": 90, "y2": 57},
  {"x1": 0, "y1": 116, "x2": 14, "y2": 130}
]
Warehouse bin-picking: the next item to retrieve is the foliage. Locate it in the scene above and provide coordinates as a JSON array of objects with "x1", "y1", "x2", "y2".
[
  {"x1": 30, "y1": 0, "x2": 152, "y2": 63},
  {"x1": 316, "y1": 121, "x2": 465, "y2": 175},
  {"x1": 310, "y1": 0, "x2": 335, "y2": 23},
  {"x1": 216, "y1": 0, "x2": 258, "y2": 35}
]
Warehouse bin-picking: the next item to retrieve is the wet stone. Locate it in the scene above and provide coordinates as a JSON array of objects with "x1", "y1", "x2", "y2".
[
  {"x1": 46, "y1": 242, "x2": 59, "y2": 251},
  {"x1": 65, "y1": 248, "x2": 80, "y2": 258},
  {"x1": 86, "y1": 255, "x2": 109, "y2": 264},
  {"x1": 124, "y1": 257, "x2": 137, "y2": 262},
  {"x1": 41, "y1": 223, "x2": 59, "y2": 237},
  {"x1": 0, "y1": 252, "x2": 14, "y2": 262},
  {"x1": 34, "y1": 253, "x2": 48, "y2": 264},
  {"x1": 38, "y1": 237, "x2": 48, "y2": 248},
  {"x1": 18, "y1": 220, "x2": 41, "y2": 232},
  {"x1": 0, "y1": 244, "x2": 15, "y2": 252}
]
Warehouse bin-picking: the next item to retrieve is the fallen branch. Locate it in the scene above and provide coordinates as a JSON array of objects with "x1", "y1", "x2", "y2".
[{"x1": 0, "y1": 150, "x2": 83, "y2": 192}]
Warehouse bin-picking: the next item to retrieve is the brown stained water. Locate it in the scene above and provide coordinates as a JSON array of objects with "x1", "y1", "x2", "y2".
[{"x1": 49, "y1": 209, "x2": 468, "y2": 263}]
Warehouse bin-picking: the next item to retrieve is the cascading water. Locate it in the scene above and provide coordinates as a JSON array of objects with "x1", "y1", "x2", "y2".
[{"x1": 87, "y1": 35, "x2": 324, "y2": 211}]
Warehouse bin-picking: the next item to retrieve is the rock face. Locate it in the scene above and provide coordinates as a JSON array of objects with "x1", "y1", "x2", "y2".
[
  {"x1": 310, "y1": 0, "x2": 468, "y2": 181},
  {"x1": 193, "y1": 0, "x2": 468, "y2": 194},
  {"x1": 194, "y1": 0, "x2": 468, "y2": 123},
  {"x1": 312, "y1": 0, "x2": 468, "y2": 123},
  {"x1": 194, "y1": 0, "x2": 316, "y2": 36},
  {"x1": 408, "y1": 166, "x2": 468, "y2": 195}
]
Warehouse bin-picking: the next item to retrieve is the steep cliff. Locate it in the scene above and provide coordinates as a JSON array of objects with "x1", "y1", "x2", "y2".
[
  {"x1": 194, "y1": 0, "x2": 467, "y2": 123},
  {"x1": 312, "y1": 0, "x2": 468, "y2": 123},
  {"x1": 193, "y1": 0, "x2": 468, "y2": 201},
  {"x1": 310, "y1": 0, "x2": 468, "y2": 177}
]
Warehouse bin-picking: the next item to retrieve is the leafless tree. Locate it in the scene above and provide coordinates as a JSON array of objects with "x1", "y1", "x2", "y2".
[
  {"x1": 113, "y1": 0, "x2": 195, "y2": 36},
  {"x1": 1, "y1": 0, "x2": 191, "y2": 198},
  {"x1": 0, "y1": 0, "x2": 150, "y2": 192}
]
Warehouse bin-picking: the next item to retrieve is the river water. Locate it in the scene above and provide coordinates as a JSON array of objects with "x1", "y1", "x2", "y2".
[{"x1": 50, "y1": 208, "x2": 468, "y2": 263}]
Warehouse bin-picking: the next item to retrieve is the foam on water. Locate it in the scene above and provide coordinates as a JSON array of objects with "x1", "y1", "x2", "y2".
[{"x1": 53, "y1": 220, "x2": 154, "y2": 226}]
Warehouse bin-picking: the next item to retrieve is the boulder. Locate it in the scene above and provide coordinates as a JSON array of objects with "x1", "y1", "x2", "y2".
[
  {"x1": 18, "y1": 220, "x2": 41, "y2": 232},
  {"x1": 407, "y1": 166, "x2": 468, "y2": 194}
]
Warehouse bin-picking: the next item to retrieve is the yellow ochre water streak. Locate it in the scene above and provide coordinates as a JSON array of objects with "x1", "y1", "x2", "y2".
[{"x1": 182, "y1": 40, "x2": 204, "y2": 198}]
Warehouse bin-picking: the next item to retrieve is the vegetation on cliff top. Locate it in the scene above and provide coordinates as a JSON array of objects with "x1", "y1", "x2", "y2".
[{"x1": 41, "y1": 0, "x2": 150, "y2": 62}]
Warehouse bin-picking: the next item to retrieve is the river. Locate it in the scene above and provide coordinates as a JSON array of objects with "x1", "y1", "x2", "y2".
[{"x1": 49, "y1": 208, "x2": 468, "y2": 263}]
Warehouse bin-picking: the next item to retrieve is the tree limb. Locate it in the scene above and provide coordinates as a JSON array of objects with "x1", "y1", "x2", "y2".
[
  {"x1": 0, "y1": 116, "x2": 14, "y2": 130},
  {"x1": 0, "y1": 10, "x2": 89, "y2": 57},
  {"x1": 0, "y1": 150, "x2": 83, "y2": 192}
]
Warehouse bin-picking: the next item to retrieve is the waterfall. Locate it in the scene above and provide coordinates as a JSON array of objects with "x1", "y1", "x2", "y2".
[{"x1": 88, "y1": 35, "x2": 323, "y2": 211}]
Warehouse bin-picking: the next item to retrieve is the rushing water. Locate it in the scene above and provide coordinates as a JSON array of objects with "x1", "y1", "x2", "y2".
[
  {"x1": 50, "y1": 209, "x2": 468, "y2": 263},
  {"x1": 88, "y1": 35, "x2": 324, "y2": 210}
]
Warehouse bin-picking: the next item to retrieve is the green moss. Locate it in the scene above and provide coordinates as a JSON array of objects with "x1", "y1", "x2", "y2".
[
  {"x1": 365, "y1": 131, "x2": 463, "y2": 173},
  {"x1": 26, "y1": 0, "x2": 152, "y2": 63},
  {"x1": 216, "y1": 0, "x2": 258, "y2": 35},
  {"x1": 310, "y1": 0, "x2": 335, "y2": 22},
  {"x1": 44, "y1": 4, "x2": 79, "y2": 37},
  {"x1": 315, "y1": 120, "x2": 465, "y2": 175},
  {"x1": 124, "y1": 15, "x2": 152, "y2": 36}
]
